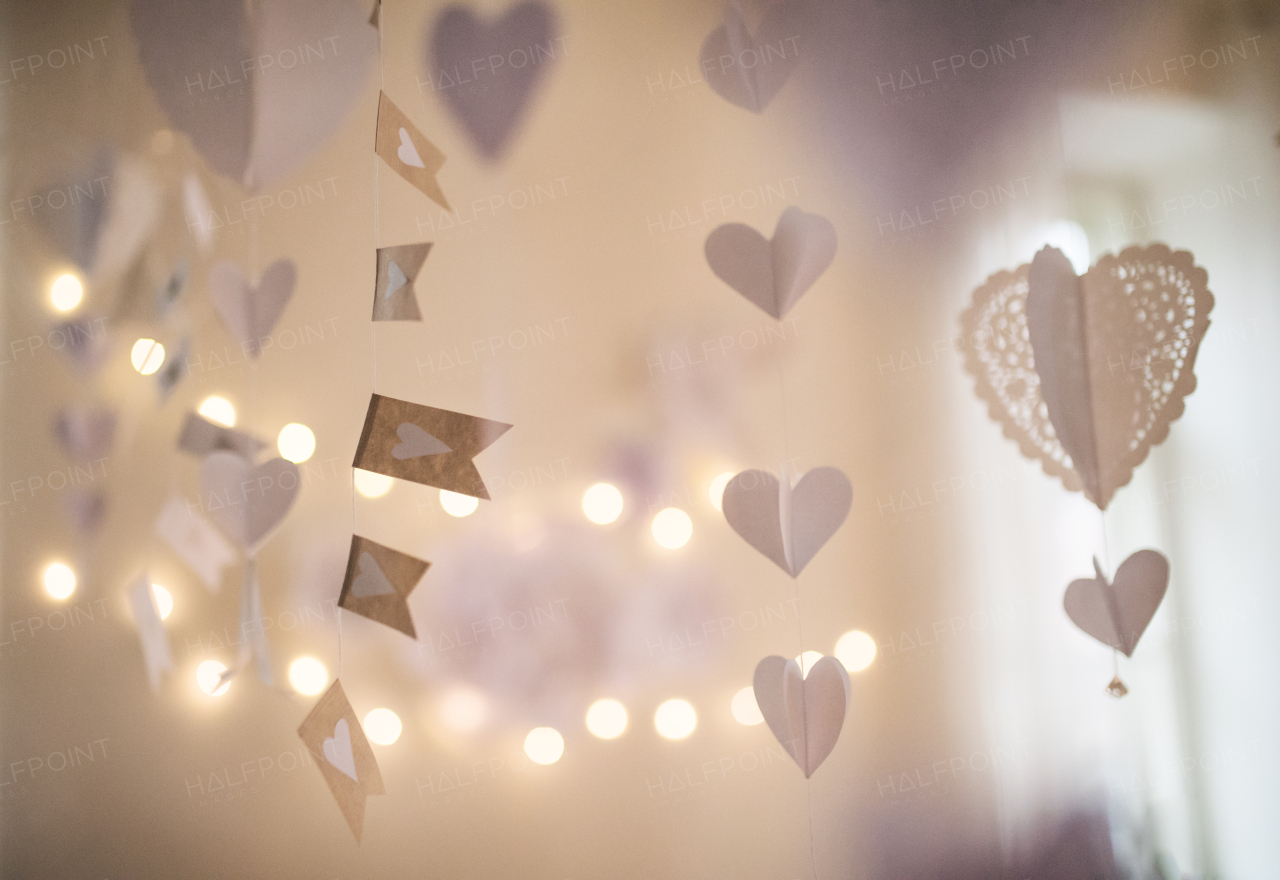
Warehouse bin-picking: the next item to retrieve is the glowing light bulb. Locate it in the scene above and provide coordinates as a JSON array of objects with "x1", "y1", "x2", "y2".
[
  {"x1": 654, "y1": 699, "x2": 697, "y2": 740},
  {"x1": 354, "y1": 469, "x2": 393, "y2": 498},
  {"x1": 51, "y1": 274, "x2": 83, "y2": 312},
  {"x1": 651, "y1": 507, "x2": 692, "y2": 549},
  {"x1": 438, "y1": 687, "x2": 488, "y2": 733},
  {"x1": 198, "y1": 395, "x2": 236, "y2": 427},
  {"x1": 524, "y1": 727, "x2": 564, "y2": 765},
  {"x1": 151, "y1": 584, "x2": 173, "y2": 620},
  {"x1": 197, "y1": 660, "x2": 230, "y2": 696},
  {"x1": 43, "y1": 562, "x2": 76, "y2": 600},
  {"x1": 582, "y1": 483, "x2": 623, "y2": 525},
  {"x1": 363, "y1": 708, "x2": 402, "y2": 746},
  {"x1": 795, "y1": 651, "x2": 824, "y2": 677},
  {"x1": 287, "y1": 657, "x2": 327, "y2": 695},
  {"x1": 440, "y1": 489, "x2": 478, "y2": 517},
  {"x1": 708, "y1": 472, "x2": 735, "y2": 511},
  {"x1": 585, "y1": 699, "x2": 628, "y2": 739},
  {"x1": 731, "y1": 687, "x2": 763, "y2": 725},
  {"x1": 130, "y1": 338, "x2": 165, "y2": 375},
  {"x1": 277, "y1": 423, "x2": 315, "y2": 463},
  {"x1": 835, "y1": 630, "x2": 877, "y2": 672}
]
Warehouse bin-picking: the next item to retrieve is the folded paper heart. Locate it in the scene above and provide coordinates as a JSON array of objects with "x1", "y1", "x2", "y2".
[
  {"x1": 699, "y1": 0, "x2": 802, "y2": 113},
  {"x1": 200, "y1": 452, "x2": 300, "y2": 552},
  {"x1": 208, "y1": 258, "x2": 296, "y2": 357},
  {"x1": 705, "y1": 207, "x2": 837, "y2": 320},
  {"x1": 1063, "y1": 549, "x2": 1169, "y2": 658},
  {"x1": 323, "y1": 718, "x2": 360, "y2": 782},
  {"x1": 754, "y1": 655, "x2": 850, "y2": 777},
  {"x1": 722, "y1": 466, "x2": 851, "y2": 577}
]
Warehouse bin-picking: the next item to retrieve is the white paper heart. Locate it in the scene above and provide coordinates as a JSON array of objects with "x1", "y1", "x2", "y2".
[
  {"x1": 322, "y1": 718, "x2": 359, "y2": 782},
  {"x1": 199, "y1": 452, "x2": 300, "y2": 551},
  {"x1": 699, "y1": 0, "x2": 802, "y2": 113},
  {"x1": 1064, "y1": 550, "x2": 1169, "y2": 658},
  {"x1": 384, "y1": 261, "x2": 408, "y2": 300},
  {"x1": 705, "y1": 207, "x2": 837, "y2": 319},
  {"x1": 397, "y1": 128, "x2": 425, "y2": 168},
  {"x1": 208, "y1": 258, "x2": 296, "y2": 357},
  {"x1": 391, "y1": 423, "x2": 452, "y2": 460},
  {"x1": 351, "y1": 552, "x2": 396, "y2": 598},
  {"x1": 754, "y1": 655, "x2": 849, "y2": 778},
  {"x1": 722, "y1": 466, "x2": 851, "y2": 577}
]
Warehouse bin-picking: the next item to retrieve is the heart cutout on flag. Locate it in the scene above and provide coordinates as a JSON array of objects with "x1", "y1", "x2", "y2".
[
  {"x1": 699, "y1": 0, "x2": 802, "y2": 113},
  {"x1": 391, "y1": 423, "x2": 452, "y2": 460},
  {"x1": 208, "y1": 258, "x2": 297, "y2": 357},
  {"x1": 397, "y1": 128, "x2": 425, "y2": 168},
  {"x1": 1063, "y1": 549, "x2": 1169, "y2": 657},
  {"x1": 350, "y1": 552, "x2": 396, "y2": 598},
  {"x1": 753, "y1": 655, "x2": 850, "y2": 778},
  {"x1": 721, "y1": 466, "x2": 851, "y2": 577},
  {"x1": 705, "y1": 207, "x2": 837, "y2": 320},
  {"x1": 384, "y1": 261, "x2": 408, "y2": 299},
  {"x1": 199, "y1": 452, "x2": 300, "y2": 552},
  {"x1": 322, "y1": 718, "x2": 359, "y2": 782}
]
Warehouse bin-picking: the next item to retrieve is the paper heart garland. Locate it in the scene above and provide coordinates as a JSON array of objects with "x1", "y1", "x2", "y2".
[
  {"x1": 208, "y1": 258, "x2": 296, "y2": 357},
  {"x1": 297, "y1": 679, "x2": 385, "y2": 841},
  {"x1": 428, "y1": 2, "x2": 559, "y2": 160},
  {"x1": 199, "y1": 452, "x2": 300, "y2": 552},
  {"x1": 699, "y1": 1, "x2": 802, "y2": 113},
  {"x1": 705, "y1": 207, "x2": 837, "y2": 320},
  {"x1": 1064, "y1": 550, "x2": 1168, "y2": 657},
  {"x1": 338, "y1": 536, "x2": 430, "y2": 638},
  {"x1": 722, "y1": 466, "x2": 852, "y2": 577},
  {"x1": 323, "y1": 718, "x2": 360, "y2": 781},
  {"x1": 754, "y1": 655, "x2": 850, "y2": 777},
  {"x1": 130, "y1": 0, "x2": 377, "y2": 189},
  {"x1": 961, "y1": 244, "x2": 1213, "y2": 510}
]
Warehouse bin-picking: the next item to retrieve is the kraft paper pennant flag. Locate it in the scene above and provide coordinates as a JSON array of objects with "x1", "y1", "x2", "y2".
[
  {"x1": 53, "y1": 406, "x2": 116, "y2": 462},
  {"x1": 375, "y1": 91, "x2": 451, "y2": 210},
  {"x1": 238, "y1": 560, "x2": 272, "y2": 685},
  {"x1": 199, "y1": 453, "x2": 300, "y2": 552},
  {"x1": 353, "y1": 394, "x2": 512, "y2": 499},
  {"x1": 373, "y1": 243, "x2": 432, "y2": 321},
  {"x1": 131, "y1": 0, "x2": 377, "y2": 189},
  {"x1": 705, "y1": 207, "x2": 837, "y2": 320},
  {"x1": 209, "y1": 259, "x2": 296, "y2": 357},
  {"x1": 177, "y1": 412, "x2": 267, "y2": 460},
  {"x1": 298, "y1": 680, "x2": 385, "y2": 842},
  {"x1": 428, "y1": 2, "x2": 558, "y2": 160},
  {"x1": 754, "y1": 654, "x2": 850, "y2": 778},
  {"x1": 961, "y1": 244, "x2": 1213, "y2": 510},
  {"x1": 699, "y1": 1, "x2": 802, "y2": 113},
  {"x1": 1064, "y1": 550, "x2": 1169, "y2": 658},
  {"x1": 338, "y1": 536, "x2": 429, "y2": 638},
  {"x1": 127, "y1": 574, "x2": 173, "y2": 692},
  {"x1": 154, "y1": 494, "x2": 237, "y2": 591},
  {"x1": 721, "y1": 466, "x2": 851, "y2": 577}
]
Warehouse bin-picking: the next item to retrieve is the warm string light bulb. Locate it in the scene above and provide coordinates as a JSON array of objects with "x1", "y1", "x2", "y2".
[
  {"x1": 196, "y1": 660, "x2": 230, "y2": 696},
  {"x1": 363, "y1": 708, "x2": 402, "y2": 746},
  {"x1": 51, "y1": 274, "x2": 83, "y2": 312},
  {"x1": 581, "y1": 483, "x2": 623, "y2": 524},
  {"x1": 731, "y1": 687, "x2": 763, "y2": 725},
  {"x1": 277, "y1": 423, "x2": 315, "y2": 463},
  {"x1": 524, "y1": 727, "x2": 564, "y2": 764},
  {"x1": 288, "y1": 657, "x2": 327, "y2": 695},
  {"x1": 835, "y1": 630, "x2": 876, "y2": 672},
  {"x1": 585, "y1": 699, "x2": 628, "y2": 739},
  {"x1": 354, "y1": 469, "x2": 393, "y2": 498},
  {"x1": 198, "y1": 396, "x2": 236, "y2": 427},
  {"x1": 130, "y1": 339, "x2": 165, "y2": 375},
  {"x1": 654, "y1": 699, "x2": 697, "y2": 739},
  {"x1": 651, "y1": 508, "x2": 692, "y2": 549},
  {"x1": 439, "y1": 489, "x2": 478, "y2": 517},
  {"x1": 151, "y1": 584, "x2": 173, "y2": 620},
  {"x1": 43, "y1": 562, "x2": 76, "y2": 600}
]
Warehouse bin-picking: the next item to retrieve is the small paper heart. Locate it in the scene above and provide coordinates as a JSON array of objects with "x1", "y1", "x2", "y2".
[
  {"x1": 705, "y1": 207, "x2": 837, "y2": 320},
  {"x1": 199, "y1": 452, "x2": 300, "y2": 551},
  {"x1": 397, "y1": 128, "x2": 425, "y2": 168},
  {"x1": 1063, "y1": 549, "x2": 1169, "y2": 657},
  {"x1": 391, "y1": 423, "x2": 452, "y2": 460},
  {"x1": 384, "y1": 261, "x2": 408, "y2": 299},
  {"x1": 207, "y1": 258, "x2": 297, "y2": 357},
  {"x1": 753, "y1": 655, "x2": 850, "y2": 777},
  {"x1": 322, "y1": 718, "x2": 359, "y2": 782},
  {"x1": 721, "y1": 466, "x2": 851, "y2": 577},
  {"x1": 350, "y1": 552, "x2": 396, "y2": 598}
]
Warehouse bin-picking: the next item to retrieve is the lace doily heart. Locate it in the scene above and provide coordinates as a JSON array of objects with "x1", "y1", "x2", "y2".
[{"x1": 960, "y1": 244, "x2": 1212, "y2": 510}]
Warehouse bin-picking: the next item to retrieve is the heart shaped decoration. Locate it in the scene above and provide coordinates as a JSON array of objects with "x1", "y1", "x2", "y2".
[
  {"x1": 397, "y1": 128, "x2": 425, "y2": 168},
  {"x1": 208, "y1": 258, "x2": 296, "y2": 357},
  {"x1": 384, "y1": 261, "x2": 408, "y2": 299},
  {"x1": 699, "y1": 0, "x2": 802, "y2": 113},
  {"x1": 200, "y1": 452, "x2": 300, "y2": 551},
  {"x1": 428, "y1": 2, "x2": 559, "y2": 160},
  {"x1": 53, "y1": 407, "x2": 117, "y2": 462},
  {"x1": 351, "y1": 552, "x2": 396, "y2": 598},
  {"x1": 130, "y1": 0, "x2": 377, "y2": 189},
  {"x1": 1064, "y1": 550, "x2": 1169, "y2": 657},
  {"x1": 705, "y1": 207, "x2": 837, "y2": 320},
  {"x1": 754, "y1": 655, "x2": 850, "y2": 778},
  {"x1": 322, "y1": 718, "x2": 360, "y2": 782},
  {"x1": 391, "y1": 423, "x2": 452, "y2": 459},
  {"x1": 961, "y1": 244, "x2": 1213, "y2": 510},
  {"x1": 722, "y1": 466, "x2": 851, "y2": 577}
]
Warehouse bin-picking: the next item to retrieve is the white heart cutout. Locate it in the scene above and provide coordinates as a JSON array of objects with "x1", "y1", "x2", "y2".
[
  {"x1": 207, "y1": 258, "x2": 296, "y2": 357},
  {"x1": 722, "y1": 466, "x2": 852, "y2": 577},
  {"x1": 397, "y1": 128, "x2": 425, "y2": 168},
  {"x1": 753, "y1": 655, "x2": 850, "y2": 778},
  {"x1": 391, "y1": 423, "x2": 452, "y2": 460},
  {"x1": 199, "y1": 452, "x2": 300, "y2": 551},
  {"x1": 351, "y1": 552, "x2": 396, "y2": 598},
  {"x1": 322, "y1": 718, "x2": 359, "y2": 782},
  {"x1": 384, "y1": 261, "x2": 408, "y2": 300},
  {"x1": 705, "y1": 207, "x2": 837, "y2": 320}
]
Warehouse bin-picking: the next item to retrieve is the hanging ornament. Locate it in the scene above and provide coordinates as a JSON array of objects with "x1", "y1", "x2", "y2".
[{"x1": 753, "y1": 654, "x2": 850, "y2": 777}]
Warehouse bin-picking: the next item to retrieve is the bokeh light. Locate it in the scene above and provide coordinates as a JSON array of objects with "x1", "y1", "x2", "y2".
[
  {"x1": 277, "y1": 423, "x2": 315, "y2": 463},
  {"x1": 708, "y1": 472, "x2": 735, "y2": 512},
  {"x1": 581, "y1": 483, "x2": 623, "y2": 525},
  {"x1": 731, "y1": 687, "x2": 764, "y2": 725},
  {"x1": 834, "y1": 630, "x2": 877, "y2": 672},
  {"x1": 151, "y1": 584, "x2": 173, "y2": 620},
  {"x1": 363, "y1": 708, "x2": 402, "y2": 746},
  {"x1": 196, "y1": 660, "x2": 230, "y2": 696},
  {"x1": 51, "y1": 274, "x2": 83, "y2": 312},
  {"x1": 438, "y1": 687, "x2": 488, "y2": 733},
  {"x1": 651, "y1": 508, "x2": 692, "y2": 549},
  {"x1": 354, "y1": 469, "x2": 393, "y2": 498},
  {"x1": 287, "y1": 657, "x2": 328, "y2": 696},
  {"x1": 43, "y1": 562, "x2": 76, "y2": 600},
  {"x1": 585, "y1": 699, "x2": 628, "y2": 739},
  {"x1": 198, "y1": 395, "x2": 236, "y2": 427},
  {"x1": 654, "y1": 699, "x2": 697, "y2": 739},
  {"x1": 130, "y1": 338, "x2": 165, "y2": 375},
  {"x1": 524, "y1": 727, "x2": 564, "y2": 764}
]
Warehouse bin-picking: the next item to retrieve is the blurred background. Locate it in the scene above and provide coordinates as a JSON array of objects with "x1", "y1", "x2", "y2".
[{"x1": 2, "y1": 0, "x2": 1278, "y2": 877}]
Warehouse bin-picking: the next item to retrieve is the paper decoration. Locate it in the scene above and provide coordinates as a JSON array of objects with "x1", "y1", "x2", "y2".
[
  {"x1": 353, "y1": 394, "x2": 512, "y2": 499},
  {"x1": 238, "y1": 559, "x2": 272, "y2": 684},
  {"x1": 114, "y1": 255, "x2": 188, "y2": 322},
  {"x1": 753, "y1": 655, "x2": 850, "y2": 778},
  {"x1": 338, "y1": 536, "x2": 429, "y2": 638},
  {"x1": 297, "y1": 680, "x2": 385, "y2": 841},
  {"x1": 721, "y1": 466, "x2": 851, "y2": 577},
  {"x1": 130, "y1": 0, "x2": 377, "y2": 189},
  {"x1": 209, "y1": 259, "x2": 296, "y2": 357},
  {"x1": 53, "y1": 406, "x2": 116, "y2": 462},
  {"x1": 157, "y1": 337, "x2": 191, "y2": 400},
  {"x1": 127, "y1": 574, "x2": 173, "y2": 692},
  {"x1": 63, "y1": 488, "x2": 107, "y2": 534},
  {"x1": 1064, "y1": 550, "x2": 1169, "y2": 658},
  {"x1": 961, "y1": 244, "x2": 1213, "y2": 510},
  {"x1": 51, "y1": 317, "x2": 111, "y2": 374},
  {"x1": 705, "y1": 207, "x2": 836, "y2": 320},
  {"x1": 428, "y1": 2, "x2": 558, "y2": 160},
  {"x1": 182, "y1": 173, "x2": 214, "y2": 253},
  {"x1": 699, "y1": 1, "x2": 801, "y2": 113},
  {"x1": 373, "y1": 243, "x2": 431, "y2": 321},
  {"x1": 199, "y1": 452, "x2": 300, "y2": 552},
  {"x1": 375, "y1": 92, "x2": 450, "y2": 210},
  {"x1": 154, "y1": 494, "x2": 237, "y2": 591},
  {"x1": 177, "y1": 412, "x2": 267, "y2": 460}
]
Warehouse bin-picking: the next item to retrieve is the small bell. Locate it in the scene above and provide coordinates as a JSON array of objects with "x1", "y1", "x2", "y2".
[{"x1": 1105, "y1": 675, "x2": 1129, "y2": 699}]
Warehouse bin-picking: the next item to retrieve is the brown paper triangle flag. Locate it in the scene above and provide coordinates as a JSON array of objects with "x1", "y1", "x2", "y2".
[
  {"x1": 373, "y1": 243, "x2": 432, "y2": 321},
  {"x1": 375, "y1": 91, "x2": 450, "y2": 210},
  {"x1": 298, "y1": 680, "x2": 385, "y2": 842},
  {"x1": 338, "y1": 536, "x2": 429, "y2": 637},
  {"x1": 352, "y1": 394, "x2": 512, "y2": 499}
]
